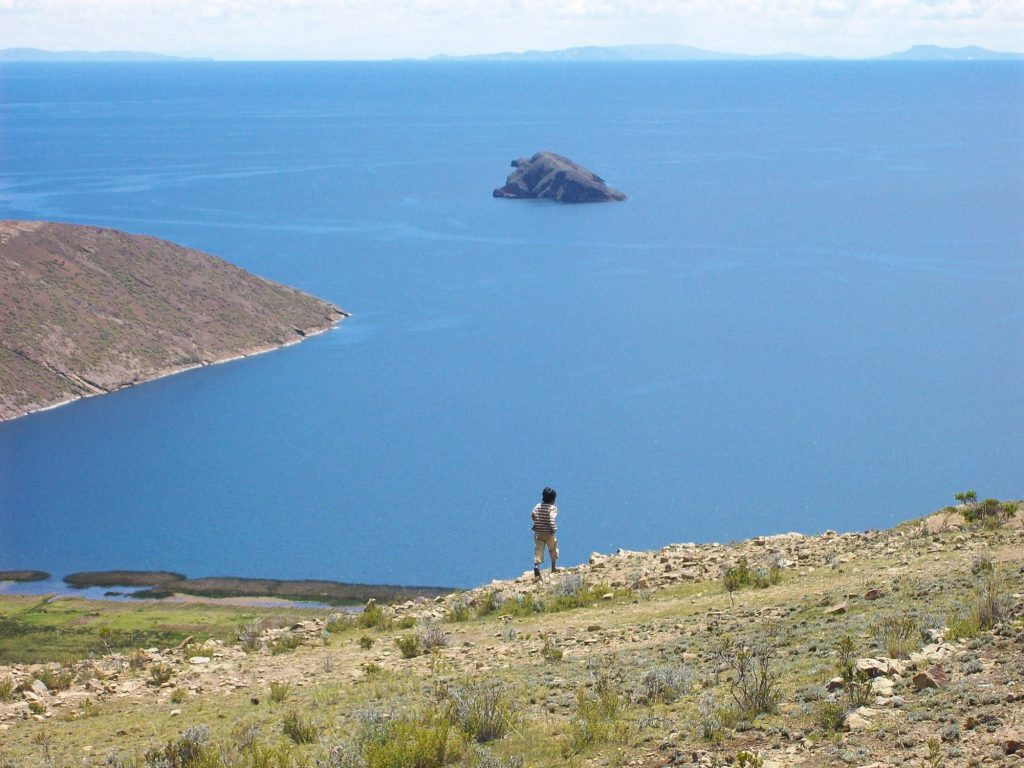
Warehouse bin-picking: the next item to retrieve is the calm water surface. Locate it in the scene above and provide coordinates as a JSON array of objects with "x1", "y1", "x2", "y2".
[{"x1": 0, "y1": 62, "x2": 1021, "y2": 588}]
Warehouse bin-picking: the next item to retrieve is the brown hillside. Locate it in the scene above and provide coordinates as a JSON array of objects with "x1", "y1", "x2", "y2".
[{"x1": 0, "y1": 221, "x2": 347, "y2": 420}]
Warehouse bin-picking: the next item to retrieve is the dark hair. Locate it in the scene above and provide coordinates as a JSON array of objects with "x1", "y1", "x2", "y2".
[{"x1": 542, "y1": 487, "x2": 557, "y2": 504}]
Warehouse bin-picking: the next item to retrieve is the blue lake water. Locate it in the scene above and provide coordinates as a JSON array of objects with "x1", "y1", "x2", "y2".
[{"x1": 0, "y1": 62, "x2": 1021, "y2": 590}]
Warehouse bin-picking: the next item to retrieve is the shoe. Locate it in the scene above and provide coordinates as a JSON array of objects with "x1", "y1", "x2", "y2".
[
  {"x1": 533, "y1": 566, "x2": 541, "y2": 579},
  {"x1": 551, "y1": 566, "x2": 559, "y2": 573}
]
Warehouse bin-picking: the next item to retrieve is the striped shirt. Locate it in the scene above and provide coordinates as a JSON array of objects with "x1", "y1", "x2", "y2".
[{"x1": 531, "y1": 503, "x2": 558, "y2": 534}]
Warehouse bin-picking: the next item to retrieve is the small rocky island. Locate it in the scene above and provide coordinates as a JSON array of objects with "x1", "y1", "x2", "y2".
[
  {"x1": 0, "y1": 221, "x2": 347, "y2": 420},
  {"x1": 492, "y1": 151, "x2": 626, "y2": 203}
]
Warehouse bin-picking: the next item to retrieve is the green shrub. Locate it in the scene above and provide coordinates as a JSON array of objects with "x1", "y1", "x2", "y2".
[
  {"x1": 947, "y1": 574, "x2": 1008, "y2": 640},
  {"x1": 144, "y1": 725, "x2": 212, "y2": 768},
  {"x1": 475, "y1": 591, "x2": 503, "y2": 617},
  {"x1": 269, "y1": 681, "x2": 290, "y2": 703},
  {"x1": 723, "y1": 558, "x2": 752, "y2": 594},
  {"x1": 0, "y1": 677, "x2": 13, "y2": 702},
  {"x1": 835, "y1": 635, "x2": 872, "y2": 708},
  {"x1": 945, "y1": 610, "x2": 980, "y2": 641},
  {"x1": 395, "y1": 634, "x2": 421, "y2": 659},
  {"x1": 35, "y1": 667, "x2": 74, "y2": 691},
  {"x1": 713, "y1": 627, "x2": 783, "y2": 719},
  {"x1": 148, "y1": 663, "x2": 174, "y2": 687},
  {"x1": 358, "y1": 635, "x2": 375, "y2": 650},
  {"x1": 950, "y1": 491, "x2": 1018, "y2": 527},
  {"x1": 564, "y1": 688, "x2": 628, "y2": 756},
  {"x1": 417, "y1": 624, "x2": 450, "y2": 652},
  {"x1": 182, "y1": 642, "x2": 214, "y2": 659},
  {"x1": 269, "y1": 633, "x2": 303, "y2": 655},
  {"x1": 447, "y1": 599, "x2": 470, "y2": 623},
  {"x1": 445, "y1": 681, "x2": 517, "y2": 743},
  {"x1": 541, "y1": 638, "x2": 563, "y2": 662},
  {"x1": 130, "y1": 649, "x2": 149, "y2": 671},
  {"x1": 325, "y1": 613, "x2": 352, "y2": 633},
  {"x1": 735, "y1": 751, "x2": 764, "y2": 768},
  {"x1": 282, "y1": 711, "x2": 319, "y2": 744},
  {"x1": 360, "y1": 713, "x2": 459, "y2": 768},
  {"x1": 815, "y1": 700, "x2": 847, "y2": 734},
  {"x1": 698, "y1": 692, "x2": 724, "y2": 742},
  {"x1": 28, "y1": 700, "x2": 46, "y2": 715},
  {"x1": 238, "y1": 619, "x2": 263, "y2": 652},
  {"x1": 722, "y1": 557, "x2": 779, "y2": 597},
  {"x1": 971, "y1": 553, "x2": 994, "y2": 577},
  {"x1": 975, "y1": 575, "x2": 1006, "y2": 630},
  {"x1": 498, "y1": 593, "x2": 543, "y2": 617},
  {"x1": 170, "y1": 688, "x2": 188, "y2": 704},
  {"x1": 633, "y1": 665, "x2": 690, "y2": 704},
  {"x1": 396, "y1": 617, "x2": 416, "y2": 630},
  {"x1": 871, "y1": 615, "x2": 919, "y2": 659},
  {"x1": 359, "y1": 603, "x2": 392, "y2": 631}
]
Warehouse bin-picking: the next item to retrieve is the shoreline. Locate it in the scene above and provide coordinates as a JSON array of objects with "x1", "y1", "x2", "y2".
[
  {"x1": 0, "y1": 315, "x2": 347, "y2": 424},
  {"x1": 4, "y1": 568, "x2": 455, "y2": 607}
]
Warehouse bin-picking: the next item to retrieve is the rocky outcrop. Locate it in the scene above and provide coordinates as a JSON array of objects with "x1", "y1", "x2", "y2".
[
  {"x1": 492, "y1": 151, "x2": 626, "y2": 203},
  {"x1": 0, "y1": 221, "x2": 348, "y2": 420}
]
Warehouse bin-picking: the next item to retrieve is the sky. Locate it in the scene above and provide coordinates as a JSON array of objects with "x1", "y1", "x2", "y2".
[{"x1": 0, "y1": 0, "x2": 1022, "y2": 60}]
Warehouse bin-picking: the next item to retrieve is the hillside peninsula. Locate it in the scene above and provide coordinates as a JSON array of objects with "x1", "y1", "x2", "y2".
[{"x1": 0, "y1": 221, "x2": 347, "y2": 421}]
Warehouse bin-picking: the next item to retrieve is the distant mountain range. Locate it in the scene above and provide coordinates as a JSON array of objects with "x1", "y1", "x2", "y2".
[
  {"x1": 0, "y1": 44, "x2": 1021, "y2": 63},
  {"x1": 0, "y1": 47, "x2": 209, "y2": 62},
  {"x1": 432, "y1": 44, "x2": 817, "y2": 62},
  {"x1": 434, "y1": 43, "x2": 1024, "y2": 62},
  {"x1": 878, "y1": 45, "x2": 1024, "y2": 61}
]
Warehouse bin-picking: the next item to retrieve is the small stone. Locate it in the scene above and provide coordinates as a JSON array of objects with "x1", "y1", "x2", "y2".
[
  {"x1": 846, "y1": 712, "x2": 871, "y2": 731},
  {"x1": 188, "y1": 656, "x2": 211, "y2": 665},
  {"x1": 912, "y1": 665, "x2": 949, "y2": 691},
  {"x1": 601, "y1": 593, "x2": 614, "y2": 600},
  {"x1": 864, "y1": 588, "x2": 886, "y2": 600},
  {"x1": 997, "y1": 730, "x2": 1024, "y2": 755},
  {"x1": 871, "y1": 678, "x2": 895, "y2": 697},
  {"x1": 856, "y1": 658, "x2": 888, "y2": 678},
  {"x1": 824, "y1": 601, "x2": 848, "y2": 615},
  {"x1": 169, "y1": 709, "x2": 181, "y2": 716},
  {"x1": 30, "y1": 679, "x2": 48, "y2": 695}
]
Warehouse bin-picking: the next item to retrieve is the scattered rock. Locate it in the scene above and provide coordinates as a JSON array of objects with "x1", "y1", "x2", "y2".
[
  {"x1": 997, "y1": 729, "x2": 1024, "y2": 755},
  {"x1": 912, "y1": 665, "x2": 949, "y2": 691},
  {"x1": 824, "y1": 601, "x2": 848, "y2": 615},
  {"x1": 871, "y1": 678, "x2": 895, "y2": 697}
]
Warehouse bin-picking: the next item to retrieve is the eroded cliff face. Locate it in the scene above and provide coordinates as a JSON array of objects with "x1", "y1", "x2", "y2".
[
  {"x1": 492, "y1": 151, "x2": 627, "y2": 203},
  {"x1": 0, "y1": 221, "x2": 347, "y2": 420}
]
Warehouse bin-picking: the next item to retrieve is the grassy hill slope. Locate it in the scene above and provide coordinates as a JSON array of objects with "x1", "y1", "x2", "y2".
[{"x1": 0, "y1": 502, "x2": 1021, "y2": 766}]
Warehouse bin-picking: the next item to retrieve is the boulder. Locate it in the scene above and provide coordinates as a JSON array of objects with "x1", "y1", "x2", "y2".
[
  {"x1": 824, "y1": 601, "x2": 848, "y2": 615},
  {"x1": 912, "y1": 665, "x2": 949, "y2": 690},
  {"x1": 493, "y1": 152, "x2": 626, "y2": 203},
  {"x1": 855, "y1": 658, "x2": 889, "y2": 678}
]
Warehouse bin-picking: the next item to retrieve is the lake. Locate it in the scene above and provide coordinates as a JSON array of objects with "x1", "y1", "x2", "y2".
[{"x1": 0, "y1": 61, "x2": 1021, "y2": 590}]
